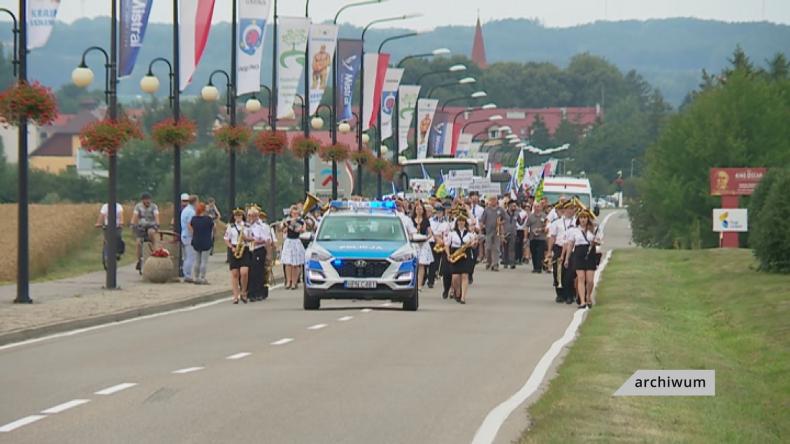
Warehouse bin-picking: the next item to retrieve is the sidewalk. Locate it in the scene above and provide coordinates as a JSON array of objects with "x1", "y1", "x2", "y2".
[{"x1": 0, "y1": 253, "x2": 282, "y2": 345}]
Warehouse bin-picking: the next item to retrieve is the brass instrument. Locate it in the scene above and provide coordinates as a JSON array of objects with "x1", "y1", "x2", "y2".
[
  {"x1": 433, "y1": 237, "x2": 445, "y2": 253},
  {"x1": 233, "y1": 238, "x2": 247, "y2": 260},
  {"x1": 449, "y1": 242, "x2": 473, "y2": 263},
  {"x1": 302, "y1": 192, "x2": 330, "y2": 219}
]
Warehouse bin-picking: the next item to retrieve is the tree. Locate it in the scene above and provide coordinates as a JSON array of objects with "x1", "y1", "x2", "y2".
[
  {"x1": 552, "y1": 118, "x2": 580, "y2": 146},
  {"x1": 528, "y1": 115, "x2": 551, "y2": 148},
  {"x1": 764, "y1": 53, "x2": 789, "y2": 81},
  {"x1": 55, "y1": 84, "x2": 104, "y2": 114}
]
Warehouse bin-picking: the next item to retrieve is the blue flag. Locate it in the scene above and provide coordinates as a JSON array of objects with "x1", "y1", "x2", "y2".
[{"x1": 119, "y1": 0, "x2": 153, "y2": 78}]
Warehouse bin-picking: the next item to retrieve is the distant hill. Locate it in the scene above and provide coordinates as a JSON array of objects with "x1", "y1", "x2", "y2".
[{"x1": 3, "y1": 17, "x2": 788, "y2": 106}]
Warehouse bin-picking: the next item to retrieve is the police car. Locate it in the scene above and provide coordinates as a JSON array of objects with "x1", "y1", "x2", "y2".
[{"x1": 301, "y1": 201, "x2": 425, "y2": 311}]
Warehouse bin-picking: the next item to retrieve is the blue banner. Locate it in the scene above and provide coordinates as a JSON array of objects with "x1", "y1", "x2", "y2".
[
  {"x1": 429, "y1": 111, "x2": 450, "y2": 156},
  {"x1": 119, "y1": 0, "x2": 153, "y2": 78},
  {"x1": 335, "y1": 39, "x2": 363, "y2": 122}
]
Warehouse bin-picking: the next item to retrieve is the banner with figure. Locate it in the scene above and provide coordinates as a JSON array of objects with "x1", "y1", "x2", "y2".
[
  {"x1": 276, "y1": 17, "x2": 309, "y2": 119},
  {"x1": 397, "y1": 85, "x2": 420, "y2": 152},
  {"x1": 179, "y1": 0, "x2": 216, "y2": 90},
  {"x1": 307, "y1": 23, "x2": 338, "y2": 115},
  {"x1": 335, "y1": 39, "x2": 363, "y2": 122},
  {"x1": 380, "y1": 68, "x2": 404, "y2": 141},
  {"x1": 415, "y1": 98, "x2": 439, "y2": 159},
  {"x1": 236, "y1": 0, "x2": 271, "y2": 96},
  {"x1": 27, "y1": 0, "x2": 61, "y2": 50}
]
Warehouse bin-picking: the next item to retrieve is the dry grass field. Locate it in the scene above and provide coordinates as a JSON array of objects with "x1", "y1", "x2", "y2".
[{"x1": 0, "y1": 203, "x2": 178, "y2": 282}]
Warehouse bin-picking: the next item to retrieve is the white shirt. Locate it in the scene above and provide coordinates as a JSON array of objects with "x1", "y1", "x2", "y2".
[
  {"x1": 224, "y1": 222, "x2": 249, "y2": 246},
  {"x1": 430, "y1": 217, "x2": 450, "y2": 242},
  {"x1": 546, "y1": 208, "x2": 559, "y2": 224},
  {"x1": 100, "y1": 203, "x2": 124, "y2": 226},
  {"x1": 516, "y1": 209, "x2": 528, "y2": 230},
  {"x1": 469, "y1": 203, "x2": 485, "y2": 223},
  {"x1": 548, "y1": 217, "x2": 575, "y2": 245},
  {"x1": 447, "y1": 229, "x2": 475, "y2": 248},
  {"x1": 566, "y1": 226, "x2": 602, "y2": 247},
  {"x1": 248, "y1": 220, "x2": 273, "y2": 250}
]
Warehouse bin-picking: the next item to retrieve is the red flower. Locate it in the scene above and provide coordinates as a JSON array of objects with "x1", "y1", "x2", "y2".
[
  {"x1": 351, "y1": 148, "x2": 374, "y2": 166},
  {"x1": 318, "y1": 143, "x2": 350, "y2": 162},
  {"x1": 151, "y1": 118, "x2": 197, "y2": 148},
  {"x1": 290, "y1": 135, "x2": 322, "y2": 159},
  {"x1": 214, "y1": 125, "x2": 252, "y2": 151},
  {"x1": 254, "y1": 130, "x2": 288, "y2": 155},
  {"x1": 0, "y1": 81, "x2": 59, "y2": 126},
  {"x1": 151, "y1": 247, "x2": 170, "y2": 258},
  {"x1": 79, "y1": 118, "x2": 143, "y2": 155}
]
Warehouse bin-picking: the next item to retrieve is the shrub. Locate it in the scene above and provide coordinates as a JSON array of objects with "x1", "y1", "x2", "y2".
[{"x1": 751, "y1": 169, "x2": 790, "y2": 273}]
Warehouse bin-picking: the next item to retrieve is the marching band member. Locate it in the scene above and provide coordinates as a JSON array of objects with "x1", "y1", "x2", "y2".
[
  {"x1": 445, "y1": 211, "x2": 477, "y2": 304},
  {"x1": 411, "y1": 200, "x2": 434, "y2": 291},
  {"x1": 468, "y1": 191, "x2": 485, "y2": 262},
  {"x1": 564, "y1": 209, "x2": 602, "y2": 309},
  {"x1": 428, "y1": 204, "x2": 449, "y2": 289},
  {"x1": 547, "y1": 200, "x2": 576, "y2": 304},
  {"x1": 280, "y1": 205, "x2": 306, "y2": 290},
  {"x1": 224, "y1": 208, "x2": 252, "y2": 304},
  {"x1": 247, "y1": 205, "x2": 274, "y2": 301}
]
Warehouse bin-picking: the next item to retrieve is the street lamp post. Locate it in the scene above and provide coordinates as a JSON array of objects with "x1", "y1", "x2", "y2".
[
  {"x1": 2, "y1": 4, "x2": 31, "y2": 302},
  {"x1": 441, "y1": 91, "x2": 487, "y2": 111},
  {"x1": 72, "y1": 1, "x2": 119, "y2": 289},
  {"x1": 202, "y1": 70, "x2": 235, "y2": 216}
]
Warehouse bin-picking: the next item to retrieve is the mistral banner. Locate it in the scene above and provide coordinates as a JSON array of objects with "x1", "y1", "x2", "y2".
[
  {"x1": 335, "y1": 39, "x2": 363, "y2": 123},
  {"x1": 236, "y1": 0, "x2": 271, "y2": 96},
  {"x1": 397, "y1": 85, "x2": 420, "y2": 151},
  {"x1": 27, "y1": 0, "x2": 61, "y2": 50},
  {"x1": 307, "y1": 23, "x2": 338, "y2": 115},
  {"x1": 416, "y1": 98, "x2": 439, "y2": 159},
  {"x1": 119, "y1": 0, "x2": 154, "y2": 78},
  {"x1": 380, "y1": 68, "x2": 404, "y2": 141},
  {"x1": 276, "y1": 17, "x2": 309, "y2": 119}
]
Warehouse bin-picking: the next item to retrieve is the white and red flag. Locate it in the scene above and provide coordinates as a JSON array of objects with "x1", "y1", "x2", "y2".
[{"x1": 179, "y1": 0, "x2": 216, "y2": 91}]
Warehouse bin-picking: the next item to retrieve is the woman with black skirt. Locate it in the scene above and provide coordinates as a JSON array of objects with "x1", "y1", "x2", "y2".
[
  {"x1": 564, "y1": 209, "x2": 602, "y2": 309},
  {"x1": 224, "y1": 208, "x2": 252, "y2": 304},
  {"x1": 445, "y1": 214, "x2": 477, "y2": 304}
]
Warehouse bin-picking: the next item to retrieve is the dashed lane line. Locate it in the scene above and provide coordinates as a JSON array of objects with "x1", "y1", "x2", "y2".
[
  {"x1": 94, "y1": 382, "x2": 138, "y2": 396},
  {"x1": 360, "y1": 308, "x2": 372, "y2": 313},
  {"x1": 172, "y1": 367, "x2": 205, "y2": 374},
  {"x1": 226, "y1": 352, "x2": 252, "y2": 360},
  {"x1": 40, "y1": 399, "x2": 91, "y2": 415},
  {"x1": 0, "y1": 415, "x2": 47, "y2": 433},
  {"x1": 271, "y1": 338, "x2": 294, "y2": 346},
  {"x1": 307, "y1": 324, "x2": 327, "y2": 330},
  {"x1": 337, "y1": 316, "x2": 354, "y2": 322}
]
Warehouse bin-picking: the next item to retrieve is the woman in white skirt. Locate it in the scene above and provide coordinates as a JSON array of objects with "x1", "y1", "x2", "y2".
[
  {"x1": 280, "y1": 205, "x2": 306, "y2": 290},
  {"x1": 411, "y1": 200, "x2": 434, "y2": 290}
]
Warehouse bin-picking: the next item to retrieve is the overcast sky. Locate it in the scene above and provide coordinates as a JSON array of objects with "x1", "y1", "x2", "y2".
[{"x1": 49, "y1": 0, "x2": 790, "y2": 29}]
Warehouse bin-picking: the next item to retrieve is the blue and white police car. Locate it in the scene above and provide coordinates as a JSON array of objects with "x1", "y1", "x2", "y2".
[{"x1": 301, "y1": 201, "x2": 425, "y2": 311}]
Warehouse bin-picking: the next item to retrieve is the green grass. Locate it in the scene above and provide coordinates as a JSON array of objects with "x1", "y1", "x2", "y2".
[
  {"x1": 36, "y1": 229, "x2": 139, "y2": 282},
  {"x1": 520, "y1": 249, "x2": 789, "y2": 443}
]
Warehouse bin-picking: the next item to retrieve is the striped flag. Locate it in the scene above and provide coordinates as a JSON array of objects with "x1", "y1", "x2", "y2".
[{"x1": 179, "y1": 0, "x2": 216, "y2": 91}]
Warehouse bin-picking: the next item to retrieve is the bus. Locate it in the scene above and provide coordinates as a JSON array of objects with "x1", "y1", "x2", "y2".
[{"x1": 397, "y1": 157, "x2": 486, "y2": 191}]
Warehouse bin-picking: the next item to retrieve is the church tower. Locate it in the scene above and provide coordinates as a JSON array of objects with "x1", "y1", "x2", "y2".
[{"x1": 471, "y1": 16, "x2": 488, "y2": 69}]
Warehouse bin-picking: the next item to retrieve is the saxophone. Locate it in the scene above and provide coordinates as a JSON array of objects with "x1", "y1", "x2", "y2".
[
  {"x1": 449, "y1": 242, "x2": 473, "y2": 263},
  {"x1": 233, "y1": 224, "x2": 249, "y2": 259}
]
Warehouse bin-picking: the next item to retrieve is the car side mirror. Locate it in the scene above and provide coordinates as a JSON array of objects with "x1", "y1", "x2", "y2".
[
  {"x1": 411, "y1": 234, "x2": 428, "y2": 243},
  {"x1": 299, "y1": 232, "x2": 314, "y2": 242}
]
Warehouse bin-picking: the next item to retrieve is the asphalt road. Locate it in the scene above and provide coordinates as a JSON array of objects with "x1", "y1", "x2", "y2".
[{"x1": 0, "y1": 210, "x2": 631, "y2": 444}]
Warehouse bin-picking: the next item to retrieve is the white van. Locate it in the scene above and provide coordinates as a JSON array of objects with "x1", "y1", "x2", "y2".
[{"x1": 541, "y1": 177, "x2": 593, "y2": 207}]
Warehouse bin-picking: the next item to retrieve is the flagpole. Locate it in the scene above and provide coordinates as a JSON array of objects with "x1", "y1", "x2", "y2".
[
  {"x1": 15, "y1": 0, "x2": 31, "y2": 303},
  {"x1": 229, "y1": 0, "x2": 238, "y2": 217},
  {"x1": 269, "y1": 0, "x2": 278, "y2": 219},
  {"x1": 303, "y1": 1, "x2": 310, "y2": 195},
  {"x1": 172, "y1": 0, "x2": 182, "y2": 236}
]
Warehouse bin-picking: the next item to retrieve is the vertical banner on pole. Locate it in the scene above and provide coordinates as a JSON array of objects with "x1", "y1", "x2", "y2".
[
  {"x1": 456, "y1": 133, "x2": 473, "y2": 158},
  {"x1": 179, "y1": 0, "x2": 217, "y2": 90},
  {"x1": 276, "y1": 17, "x2": 309, "y2": 119},
  {"x1": 236, "y1": 0, "x2": 272, "y2": 96},
  {"x1": 27, "y1": 0, "x2": 61, "y2": 50},
  {"x1": 308, "y1": 23, "x2": 338, "y2": 115},
  {"x1": 416, "y1": 99, "x2": 439, "y2": 159},
  {"x1": 428, "y1": 111, "x2": 451, "y2": 156},
  {"x1": 367, "y1": 53, "x2": 390, "y2": 129},
  {"x1": 380, "y1": 68, "x2": 404, "y2": 141},
  {"x1": 119, "y1": 0, "x2": 153, "y2": 77},
  {"x1": 397, "y1": 85, "x2": 420, "y2": 151},
  {"x1": 361, "y1": 53, "x2": 378, "y2": 131},
  {"x1": 335, "y1": 39, "x2": 363, "y2": 122}
]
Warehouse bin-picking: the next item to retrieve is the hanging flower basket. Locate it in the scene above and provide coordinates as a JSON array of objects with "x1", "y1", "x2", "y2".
[
  {"x1": 367, "y1": 157, "x2": 390, "y2": 175},
  {"x1": 318, "y1": 143, "x2": 350, "y2": 162},
  {"x1": 79, "y1": 118, "x2": 143, "y2": 155},
  {"x1": 382, "y1": 163, "x2": 401, "y2": 181},
  {"x1": 254, "y1": 130, "x2": 288, "y2": 156},
  {"x1": 350, "y1": 148, "x2": 374, "y2": 166},
  {"x1": 214, "y1": 124, "x2": 252, "y2": 151},
  {"x1": 290, "y1": 135, "x2": 322, "y2": 159},
  {"x1": 0, "y1": 81, "x2": 58, "y2": 126},
  {"x1": 151, "y1": 118, "x2": 197, "y2": 149}
]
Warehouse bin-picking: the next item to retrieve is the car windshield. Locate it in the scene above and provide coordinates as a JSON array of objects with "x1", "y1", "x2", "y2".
[
  {"x1": 543, "y1": 192, "x2": 591, "y2": 207},
  {"x1": 402, "y1": 162, "x2": 481, "y2": 183},
  {"x1": 317, "y1": 215, "x2": 406, "y2": 242}
]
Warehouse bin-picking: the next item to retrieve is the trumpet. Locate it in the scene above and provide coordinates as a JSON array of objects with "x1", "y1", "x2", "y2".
[
  {"x1": 449, "y1": 242, "x2": 473, "y2": 263},
  {"x1": 433, "y1": 237, "x2": 445, "y2": 253}
]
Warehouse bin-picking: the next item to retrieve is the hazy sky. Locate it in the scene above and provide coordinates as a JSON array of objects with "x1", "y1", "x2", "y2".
[{"x1": 49, "y1": 0, "x2": 790, "y2": 29}]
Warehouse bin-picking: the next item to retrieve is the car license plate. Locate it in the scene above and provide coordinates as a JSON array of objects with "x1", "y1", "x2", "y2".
[{"x1": 345, "y1": 280, "x2": 377, "y2": 289}]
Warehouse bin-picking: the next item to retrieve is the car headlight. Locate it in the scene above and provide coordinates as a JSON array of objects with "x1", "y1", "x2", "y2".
[
  {"x1": 390, "y1": 248, "x2": 414, "y2": 262},
  {"x1": 310, "y1": 246, "x2": 333, "y2": 261}
]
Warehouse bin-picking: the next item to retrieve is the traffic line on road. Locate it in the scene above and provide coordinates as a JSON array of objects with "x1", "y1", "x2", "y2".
[
  {"x1": 307, "y1": 324, "x2": 327, "y2": 330},
  {"x1": 40, "y1": 399, "x2": 91, "y2": 415},
  {"x1": 271, "y1": 338, "x2": 294, "y2": 346},
  {"x1": 360, "y1": 308, "x2": 372, "y2": 313},
  {"x1": 226, "y1": 352, "x2": 251, "y2": 360},
  {"x1": 0, "y1": 415, "x2": 47, "y2": 433},
  {"x1": 172, "y1": 367, "x2": 205, "y2": 374},
  {"x1": 378, "y1": 302, "x2": 392, "y2": 307},
  {"x1": 95, "y1": 382, "x2": 138, "y2": 396},
  {"x1": 337, "y1": 316, "x2": 354, "y2": 322}
]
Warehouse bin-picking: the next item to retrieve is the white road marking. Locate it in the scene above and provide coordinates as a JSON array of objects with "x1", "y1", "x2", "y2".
[
  {"x1": 271, "y1": 338, "x2": 294, "y2": 346},
  {"x1": 226, "y1": 352, "x2": 251, "y2": 360},
  {"x1": 40, "y1": 399, "x2": 90, "y2": 415},
  {"x1": 307, "y1": 324, "x2": 327, "y2": 330},
  {"x1": 0, "y1": 415, "x2": 46, "y2": 432},
  {"x1": 94, "y1": 382, "x2": 137, "y2": 396},
  {"x1": 172, "y1": 367, "x2": 204, "y2": 374},
  {"x1": 360, "y1": 308, "x2": 372, "y2": 313},
  {"x1": 0, "y1": 284, "x2": 285, "y2": 352},
  {"x1": 337, "y1": 316, "x2": 354, "y2": 322},
  {"x1": 378, "y1": 302, "x2": 392, "y2": 307},
  {"x1": 472, "y1": 212, "x2": 621, "y2": 444}
]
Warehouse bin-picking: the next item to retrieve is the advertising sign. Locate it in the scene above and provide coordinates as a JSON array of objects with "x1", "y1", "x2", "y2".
[
  {"x1": 119, "y1": 0, "x2": 153, "y2": 77},
  {"x1": 709, "y1": 168, "x2": 767, "y2": 196},
  {"x1": 276, "y1": 17, "x2": 310, "y2": 119},
  {"x1": 27, "y1": 0, "x2": 61, "y2": 50},
  {"x1": 380, "y1": 68, "x2": 404, "y2": 140},
  {"x1": 415, "y1": 98, "x2": 439, "y2": 159},
  {"x1": 713, "y1": 209, "x2": 748, "y2": 232},
  {"x1": 307, "y1": 24, "x2": 338, "y2": 115},
  {"x1": 409, "y1": 178, "x2": 435, "y2": 195},
  {"x1": 397, "y1": 85, "x2": 420, "y2": 151},
  {"x1": 236, "y1": 0, "x2": 272, "y2": 95},
  {"x1": 335, "y1": 39, "x2": 363, "y2": 122}
]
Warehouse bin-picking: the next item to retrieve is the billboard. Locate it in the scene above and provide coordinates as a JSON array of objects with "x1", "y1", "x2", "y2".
[
  {"x1": 713, "y1": 209, "x2": 748, "y2": 232},
  {"x1": 709, "y1": 168, "x2": 767, "y2": 196}
]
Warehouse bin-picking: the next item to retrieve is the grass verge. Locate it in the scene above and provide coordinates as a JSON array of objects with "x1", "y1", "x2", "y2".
[{"x1": 520, "y1": 249, "x2": 789, "y2": 443}]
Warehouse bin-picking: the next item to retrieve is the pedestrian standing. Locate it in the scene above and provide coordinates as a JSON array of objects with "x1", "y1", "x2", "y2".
[
  {"x1": 247, "y1": 206, "x2": 273, "y2": 300},
  {"x1": 411, "y1": 200, "x2": 434, "y2": 290},
  {"x1": 526, "y1": 201, "x2": 548, "y2": 273},
  {"x1": 189, "y1": 203, "x2": 214, "y2": 284},
  {"x1": 180, "y1": 194, "x2": 198, "y2": 283},
  {"x1": 479, "y1": 196, "x2": 504, "y2": 271},
  {"x1": 281, "y1": 205, "x2": 306, "y2": 290},
  {"x1": 516, "y1": 201, "x2": 529, "y2": 265},
  {"x1": 205, "y1": 197, "x2": 221, "y2": 255},
  {"x1": 564, "y1": 209, "x2": 602, "y2": 308},
  {"x1": 428, "y1": 205, "x2": 449, "y2": 289},
  {"x1": 547, "y1": 200, "x2": 576, "y2": 304}
]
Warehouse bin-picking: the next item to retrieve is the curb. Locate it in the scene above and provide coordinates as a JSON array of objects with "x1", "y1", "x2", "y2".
[{"x1": 0, "y1": 275, "x2": 284, "y2": 348}]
